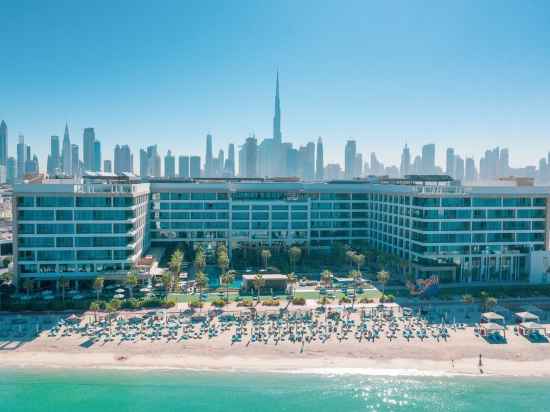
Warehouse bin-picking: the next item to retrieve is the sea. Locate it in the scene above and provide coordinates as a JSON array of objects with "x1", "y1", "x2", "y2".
[{"x1": 1, "y1": 368, "x2": 549, "y2": 412}]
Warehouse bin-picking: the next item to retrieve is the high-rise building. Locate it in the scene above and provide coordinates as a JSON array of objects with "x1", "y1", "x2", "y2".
[
  {"x1": 315, "y1": 137, "x2": 324, "y2": 180},
  {"x1": 465, "y1": 157, "x2": 476, "y2": 182},
  {"x1": 205, "y1": 134, "x2": 213, "y2": 177},
  {"x1": 71, "y1": 144, "x2": 81, "y2": 177},
  {"x1": 273, "y1": 71, "x2": 282, "y2": 144},
  {"x1": 16, "y1": 135, "x2": 26, "y2": 179},
  {"x1": 178, "y1": 156, "x2": 190, "y2": 178},
  {"x1": 400, "y1": 144, "x2": 411, "y2": 177},
  {"x1": 446, "y1": 148, "x2": 455, "y2": 177},
  {"x1": 421, "y1": 144, "x2": 436, "y2": 174},
  {"x1": 164, "y1": 150, "x2": 175, "y2": 177},
  {"x1": 354, "y1": 153, "x2": 363, "y2": 177},
  {"x1": 47, "y1": 135, "x2": 60, "y2": 175},
  {"x1": 114, "y1": 144, "x2": 133, "y2": 175},
  {"x1": 225, "y1": 144, "x2": 235, "y2": 177},
  {"x1": 325, "y1": 163, "x2": 342, "y2": 180},
  {"x1": 190, "y1": 156, "x2": 201, "y2": 178},
  {"x1": 6, "y1": 157, "x2": 16, "y2": 184},
  {"x1": 61, "y1": 124, "x2": 72, "y2": 175},
  {"x1": 83, "y1": 128, "x2": 96, "y2": 172},
  {"x1": 103, "y1": 160, "x2": 112, "y2": 173},
  {"x1": 93, "y1": 140, "x2": 101, "y2": 172},
  {"x1": 140, "y1": 145, "x2": 161, "y2": 177},
  {"x1": 0, "y1": 120, "x2": 7, "y2": 167},
  {"x1": 344, "y1": 140, "x2": 357, "y2": 178},
  {"x1": 454, "y1": 155, "x2": 465, "y2": 181},
  {"x1": 242, "y1": 136, "x2": 258, "y2": 178}
]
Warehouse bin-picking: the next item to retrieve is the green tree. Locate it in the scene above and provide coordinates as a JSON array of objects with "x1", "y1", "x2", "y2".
[
  {"x1": 345, "y1": 250, "x2": 356, "y2": 270},
  {"x1": 252, "y1": 273, "x2": 266, "y2": 304},
  {"x1": 59, "y1": 276, "x2": 70, "y2": 304},
  {"x1": 352, "y1": 253, "x2": 365, "y2": 272},
  {"x1": 195, "y1": 271, "x2": 208, "y2": 305},
  {"x1": 320, "y1": 269, "x2": 333, "y2": 288},
  {"x1": 220, "y1": 270, "x2": 235, "y2": 303},
  {"x1": 217, "y1": 250, "x2": 230, "y2": 278},
  {"x1": 169, "y1": 249, "x2": 184, "y2": 292},
  {"x1": 89, "y1": 301, "x2": 101, "y2": 321},
  {"x1": 377, "y1": 270, "x2": 390, "y2": 295},
  {"x1": 484, "y1": 296, "x2": 497, "y2": 311},
  {"x1": 286, "y1": 272, "x2": 297, "y2": 297},
  {"x1": 23, "y1": 278, "x2": 34, "y2": 297},
  {"x1": 289, "y1": 246, "x2": 302, "y2": 272},
  {"x1": 125, "y1": 272, "x2": 138, "y2": 299},
  {"x1": 462, "y1": 294, "x2": 474, "y2": 305},
  {"x1": 194, "y1": 248, "x2": 206, "y2": 273},
  {"x1": 93, "y1": 277, "x2": 104, "y2": 302},
  {"x1": 350, "y1": 270, "x2": 362, "y2": 308},
  {"x1": 161, "y1": 272, "x2": 172, "y2": 292},
  {"x1": 261, "y1": 249, "x2": 272, "y2": 269}
]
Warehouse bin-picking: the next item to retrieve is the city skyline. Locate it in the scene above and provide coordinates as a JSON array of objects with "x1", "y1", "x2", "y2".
[{"x1": 2, "y1": 1, "x2": 550, "y2": 170}]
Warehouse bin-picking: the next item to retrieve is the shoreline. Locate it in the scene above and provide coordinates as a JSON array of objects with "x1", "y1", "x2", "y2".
[{"x1": 3, "y1": 351, "x2": 550, "y2": 378}]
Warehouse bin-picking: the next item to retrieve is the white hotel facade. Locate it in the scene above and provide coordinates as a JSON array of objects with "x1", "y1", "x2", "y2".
[{"x1": 13, "y1": 174, "x2": 550, "y2": 287}]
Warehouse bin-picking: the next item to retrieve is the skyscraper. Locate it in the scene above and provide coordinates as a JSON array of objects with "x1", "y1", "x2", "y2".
[
  {"x1": 140, "y1": 145, "x2": 161, "y2": 177},
  {"x1": 205, "y1": 134, "x2": 213, "y2": 177},
  {"x1": 421, "y1": 144, "x2": 436, "y2": 174},
  {"x1": 465, "y1": 157, "x2": 476, "y2": 182},
  {"x1": 446, "y1": 147, "x2": 455, "y2": 177},
  {"x1": 344, "y1": 140, "x2": 357, "y2": 178},
  {"x1": 178, "y1": 156, "x2": 190, "y2": 178},
  {"x1": 400, "y1": 144, "x2": 411, "y2": 177},
  {"x1": 164, "y1": 150, "x2": 175, "y2": 177},
  {"x1": 454, "y1": 155, "x2": 465, "y2": 181},
  {"x1": 316, "y1": 137, "x2": 324, "y2": 180},
  {"x1": 16, "y1": 135, "x2": 26, "y2": 179},
  {"x1": 114, "y1": 144, "x2": 133, "y2": 174},
  {"x1": 71, "y1": 144, "x2": 81, "y2": 177},
  {"x1": 93, "y1": 140, "x2": 101, "y2": 172},
  {"x1": 190, "y1": 156, "x2": 201, "y2": 178},
  {"x1": 61, "y1": 124, "x2": 72, "y2": 175},
  {"x1": 0, "y1": 120, "x2": 7, "y2": 167},
  {"x1": 103, "y1": 160, "x2": 112, "y2": 173},
  {"x1": 6, "y1": 157, "x2": 16, "y2": 184},
  {"x1": 242, "y1": 136, "x2": 258, "y2": 178},
  {"x1": 47, "y1": 135, "x2": 60, "y2": 175},
  {"x1": 83, "y1": 128, "x2": 96, "y2": 172},
  {"x1": 273, "y1": 71, "x2": 282, "y2": 143},
  {"x1": 225, "y1": 144, "x2": 235, "y2": 177}
]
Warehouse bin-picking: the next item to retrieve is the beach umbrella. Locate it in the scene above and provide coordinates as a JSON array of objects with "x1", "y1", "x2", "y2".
[
  {"x1": 115, "y1": 288, "x2": 125, "y2": 294},
  {"x1": 140, "y1": 287, "x2": 151, "y2": 293},
  {"x1": 114, "y1": 294, "x2": 125, "y2": 299},
  {"x1": 72, "y1": 294, "x2": 83, "y2": 300}
]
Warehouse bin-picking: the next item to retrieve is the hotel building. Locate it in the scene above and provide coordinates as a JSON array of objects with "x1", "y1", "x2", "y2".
[{"x1": 13, "y1": 174, "x2": 550, "y2": 287}]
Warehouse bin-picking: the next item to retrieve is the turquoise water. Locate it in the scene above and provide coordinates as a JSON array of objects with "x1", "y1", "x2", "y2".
[{"x1": 1, "y1": 369, "x2": 549, "y2": 412}]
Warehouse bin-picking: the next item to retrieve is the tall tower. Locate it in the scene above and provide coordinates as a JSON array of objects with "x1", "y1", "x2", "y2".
[
  {"x1": 273, "y1": 71, "x2": 282, "y2": 143},
  {"x1": 0, "y1": 120, "x2": 7, "y2": 167},
  {"x1": 62, "y1": 124, "x2": 72, "y2": 175},
  {"x1": 316, "y1": 137, "x2": 324, "y2": 180},
  {"x1": 205, "y1": 134, "x2": 213, "y2": 177}
]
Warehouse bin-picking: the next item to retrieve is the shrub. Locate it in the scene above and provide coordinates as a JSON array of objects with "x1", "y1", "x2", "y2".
[
  {"x1": 379, "y1": 294, "x2": 395, "y2": 303},
  {"x1": 211, "y1": 298, "x2": 226, "y2": 307},
  {"x1": 292, "y1": 297, "x2": 306, "y2": 305},
  {"x1": 359, "y1": 296, "x2": 373, "y2": 303},
  {"x1": 318, "y1": 296, "x2": 332, "y2": 305},
  {"x1": 262, "y1": 298, "x2": 280, "y2": 306},
  {"x1": 189, "y1": 299, "x2": 203, "y2": 308},
  {"x1": 339, "y1": 296, "x2": 351, "y2": 304},
  {"x1": 109, "y1": 299, "x2": 122, "y2": 311},
  {"x1": 237, "y1": 298, "x2": 253, "y2": 307},
  {"x1": 162, "y1": 299, "x2": 176, "y2": 308},
  {"x1": 122, "y1": 298, "x2": 141, "y2": 309}
]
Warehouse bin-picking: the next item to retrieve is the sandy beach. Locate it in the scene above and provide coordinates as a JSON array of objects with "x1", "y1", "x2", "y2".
[{"x1": 2, "y1": 304, "x2": 550, "y2": 378}]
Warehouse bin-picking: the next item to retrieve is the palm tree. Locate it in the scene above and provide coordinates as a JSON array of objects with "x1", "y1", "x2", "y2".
[
  {"x1": 353, "y1": 253, "x2": 365, "y2": 272},
  {"x1": 194, "y1": 248, "x2": 206, "y2": 273},
  {"x1": 126, "y1": 272, "x2": 138, "y2": 299},
  {"x1": 1, "y1": 271, "x2": 12, "y2": 285},
  {"x1": 59, "y1": 276, "x2": 70, "y2": 304},
  {"x1": 220, "y1": 270, "x2": 235, "y2": 303},
  {"x1": 161, "y1": 272, "x2": 172, "y2": 292},
  {"x1": 289, "y1": 246, "x2": 302, "y2": 272},
  {"x1": 195, "y1": 271, "x2": 208, "y2": 305},
  {"x1": 349, "y1": 270, "x2": 362, "y2": 308},
  {"x1": 462, "y1": 294, "x2": 474, "y2": 305},
  {"x1": 345, "y1": 250, "x2": 356, "y2": 270},
  {"x1": 169, "y1": 249, "x2": 184, "y2": 292},
  {"x1": 484, "y1": 296, "x2": 497, "y2": 311},
  {"x1": 261, "y1": 249, "x2": 272, "y2": 269},
  {"x1": 320, "y1": 269, "x2": 333, "y2": 288},
  {"x1": 93, "y1": 277, "x2": 104, "y2": 302},
  {"x1": 286, "y1": 272, "x2": 297, "y2": 297},
  {"x1": 23, "y1": 278, "x2": 34, "y2": 296},
  {"x1": 217, "y1": 249, "x2": 230, "y2": 281},
  {"x1": 377, "y1": 270, "x2": 390, "y2": 296},
  {"x1": 252, "y1": 274, "x2": 265, "y2": 304},
  {"x1": 89, "y1": 301, "x2": 100, "y2": 322}
]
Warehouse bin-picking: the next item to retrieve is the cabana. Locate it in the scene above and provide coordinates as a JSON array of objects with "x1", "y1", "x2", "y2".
[
  {"x1": 481, "y1": 312, "x2": 505, "y2": 325},
  {"x1": 518, "y1": 322, "x2": 547, "y2": 338},
  {"x1": 521, "y1": 305, "x2": 545, "y2": 320},
  {"x1": 514, "y1": 311, "x2": 540, "y2": 324},
  {"x1": 480, "y1": 322, "x2": 506, "y2": 338}
]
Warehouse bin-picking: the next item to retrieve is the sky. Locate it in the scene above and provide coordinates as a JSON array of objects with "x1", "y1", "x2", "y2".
[{"x1": 2, "y1": 0, "x2": 550, "y2": 170}]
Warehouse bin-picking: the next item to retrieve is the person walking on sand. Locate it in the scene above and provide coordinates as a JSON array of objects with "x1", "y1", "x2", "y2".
[{"x1": 478, "y1": 354, "x2": 483, "y2": 367}]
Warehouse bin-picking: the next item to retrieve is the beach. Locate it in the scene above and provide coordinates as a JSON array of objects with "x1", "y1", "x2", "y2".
[{"x1": 2, "y1": 304, "x2": 550, "y2": 378}]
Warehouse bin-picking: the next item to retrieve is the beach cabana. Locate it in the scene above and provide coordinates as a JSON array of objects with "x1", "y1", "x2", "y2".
[
  {"x1": 481, "y1": 312, "x2": 505, "y2": 325},
  {"x1": 521, "y1": 305, "x2": 545, "y2": 320},
  {"x1": 514, "y1": 311, "x2": 539, "y2": 324},
  {"x1": 480, "y1": 322, "x2": 506, "y2": 338},
  {"x1": 518, "y1": 322, "x2": 547, "y2": 338}
]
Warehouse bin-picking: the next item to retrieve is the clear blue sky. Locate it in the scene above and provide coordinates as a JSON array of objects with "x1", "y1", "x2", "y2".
[{"x1": 2, "y1": 0, "x2": 550, "y2": 169}]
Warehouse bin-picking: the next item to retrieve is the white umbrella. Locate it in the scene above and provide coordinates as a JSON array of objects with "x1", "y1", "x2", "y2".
[
  {"x1": 72, "y1": 294, "x2": 83, "y2": 300},
  {"x1": 115, "y1": 288, "x2": 125, "y2": 294},
  {"x1": 113, "y1": 294, "x2": 125, "y2": 299},
  {"x1": 140, "y1": 287, "x2": 151, "y2": 293}
]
